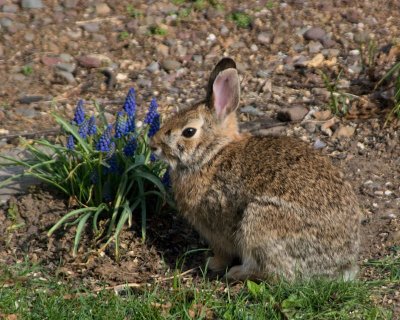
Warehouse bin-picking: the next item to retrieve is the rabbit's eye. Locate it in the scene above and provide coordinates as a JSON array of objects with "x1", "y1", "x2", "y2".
[{"x1": 182, "y1": 127, "x2": 197, "y2": 138}]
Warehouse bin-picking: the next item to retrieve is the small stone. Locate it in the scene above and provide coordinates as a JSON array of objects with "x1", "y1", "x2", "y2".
[
  {"x1": 116, "y1": 73, "x2": 128, "y2": 81},
  {"x1": 55, "y1": 70, "x2": 76, "y2": 84},
  {"x1": 95, "y1": 3, "x2": 111, "y2": 16},
  {"x1": 15, "y1": 106, "x2": 38, "y2": 118},
  {"x1": 343, "y1": 10, "x2": 360, "y2": 23},
  {"x1": 2, "y1": 4, "x2": 18, "y2": 13},
  {"x1": 257, "y1": 32, "x2": 272, "y2": 45},
  {"x1": 303, "y1": 27, "x2": 326, "y2": 41},
  {"x1": 384, "y1": 190, "x2": 393, "y2": 196},
  {"x1": 321, "y1": 117, "x2": 337, "y2": 136},
  {"x1": 162, "y1": 59, "x2": 181, "y2": 72},
  {"x1": 308, "y1": 41, "x2": 323, "y2": 53},
  {"x1": 42, "y1": 56, "x2": 62, "y2": 67},
  {"x1": 302, "y1": 121, "x2": 316, "y2": 133},
  {"x1": 240, "y1": 105, "x2": 264, "y2": 116},
  {"x1": 82, "y1": 23, "x2": 100, "y2": 33},
  {"x1": 313, "y1": 139, "x2": 327, "y2": 149},
  {"x1": 21, "y1": 0, "x2": 43, "y2": 9},
  {"x1": 77, "y1": 55, "x2": 101, "y2": 68},
  {"x1": 332, "y1": 125, "x2": 355, "y2": 139},
  {"x1": 220, "y1": 25, "x2": 229, "y2": 35},
  {"x1": 349, "y1": 49, "x2": 360, "y2": 56},
  {"x1": 18, "y1": 95, "x2": 43, "y2": 104},
  {"x1": 24, "y1": 32, "x2": 35, "y2": 42},
  {"x1": 156, "y1": 43, "x2": 169, "y2": 57},
  {"x1": 67, "y1": 28, "x2": 82, "y2": 40},
  {"x1": 277, "y1": 106, "x2": 309, "y2": 122},
  {"x1": 313, "y1": 110, "x2": 332, "y2": 121},
  {"x1": 207, "y1": 33, "x2": 216, "y2": 42},
  {"x1": 306, "y1": 53, "x2": 325, "y2": 68},
  {"x1": 250, "y1": 44, "x2": 258, "y2": 52},
  {"x1": 56, "y1": 62, "x2": 76, "y2": 73},
  {"x1": 256, "y1": 70, "x2": 269, "y2": 78},
  {"x1": 146, "y1": 61, "x2": 160, "y2": 73},
  {"x1": 354, "y1": 31, "x2": 369, "y2": 44},
  {"x1": 388, "y1": 231, "x2": 400, "y2": 243},
  {"x1": 192, "y1": 55, "x2": 203, "y2": 63},
  {"x1": 0, "y1": 17, "x2": 12, "y2": 28},
  {"x1": 59, "y1": 53, "x2": 74, "y2": 63},
  {"x1": 63, "y1": 0, "x2": 79, "y2": 8}
]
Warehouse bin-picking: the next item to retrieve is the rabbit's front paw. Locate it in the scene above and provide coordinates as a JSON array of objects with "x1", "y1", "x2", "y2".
[{"x1": 207, "y1": 255, "x2": 232, "y2": 273}]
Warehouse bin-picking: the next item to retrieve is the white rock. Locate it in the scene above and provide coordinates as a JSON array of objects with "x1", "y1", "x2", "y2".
[
  {"x1": 116, "y1": 73, "x2": 128, "y2": 81},
  {"x1": 207, "y1": 33, "x2": 216, "y2": 42}
]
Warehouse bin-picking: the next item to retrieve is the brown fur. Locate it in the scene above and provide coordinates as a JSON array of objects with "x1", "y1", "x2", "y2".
[{"x1": 150, "y1": 58, "x2": 360, "y2": 281}]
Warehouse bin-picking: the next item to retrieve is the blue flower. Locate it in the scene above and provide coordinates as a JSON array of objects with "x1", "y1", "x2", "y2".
[
  {"x1": 161, "y1": 169, "x2": 171, "y2": 188},
  {"x1": 144, "y1": 98, "x2": 160, "y2": 138},
  {"x1": 88, "y1": 116, "x2": 97, "y2": 136},
  {"x1": 66, "y1": 135, "x2": 75, "y2": 150},
  {"x1": 123, "y1": 137, "x2": 137, "y2": 157},
  {"x1": 150, "y1": 153, "x2": 156, "y2": 162},
  {"x1": 123, "y1": 88, "x2": 136, "y2": 117},
  {"x1": 126, "y1": 115, "x2": 135, "y2": 133},
  {"x1": 96, "y1": 125, "x2": 113, "y2": 152},
  {"x1": 104, "y1": 152, "x2": 119, "y2": 174},
  {"x1": 73, "y1": 100, "x2": 85, "y2": 125},
  {"x1": 114, "y1": 112, "x2": 128, "y2": 138},
  {"x1": 78, "y1": 118, "x2": 89, "y2": 139}
]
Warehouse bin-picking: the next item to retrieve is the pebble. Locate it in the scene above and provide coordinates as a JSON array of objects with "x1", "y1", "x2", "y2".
[
  {"x1": 257, "y1": 32, "x2": 272, "y2": 45},
  {"x1": 192, "y1": 55, "x2": 203, "y2": 63},
  {"x1": 2, "y1": 4, "x2": 18, "y2": 13},
  {"x1": 313, "y1": 110, "x2": 332, "y2": 121},
  {"x1": 55, "y1": 70, "x2": 76, "y2": 84},
  {"x1": 63, "y1": 0, "x2": 79, "y2": 8},
  {"x1": 162, "y1": 59, "x2": 181, "y2": 71},
  {"x1": 15, "y1": 106, "x2": 37, "y2": 118},
  {"x1": 277, "y1": 106, "x2": 309, "y2": 122},
  {"x1": 56, "y1": 62, "x2": 76, "y2": 73},
  {"x1": 156, "y1": 43, "x2": 169, "y2": 57},
  {"x1": 333, "y1": 125, "x2": 356, "y2": 139},
  {"x1": 349, "y1": 49, "x2": 360, "y2": 56},
  {"x1": 59, "y1": 53, "x2": 74, "y2": 63},
  {"x1": 220, "y1": 25, "x2": 229, "y2": 36},
  {"x1": 240, "y1": 105, "x2": 264, "y2": 116},
  {"x1": 250, "y1": 44, "x2": 258, "y2": 52},
  {"x1": 77, "y1": 55, "x2": 101, "y2": 68},
  {"x1": 24, "y1": 32, "x2": 35, "y2": 42},
  {"x1": 146, "y1": 61, "x2": 160, "y2": 73},
  {"x1": 303, "y1": 27, "x2": 326, "y2": 42},
  {"x1": 82, "y1": 23, "x2": 100, "y2": 33},
  {"x1": 116, "y1": 73, "x2": 128, "y2": 81},
  {"x1": 18, "y1": 95, "x2": 43, "y2": 104},
  {"x1": 313, "y1": 139, "x2": 327, "y2": 149},
  {"x1": 207, "y1": 33, "x2": 216, "y2": 42},
  {"x1": 42, "y1": 56, "x2": 61, "y2": 67},
  {"x1": 95, "y1": 3, "x2": 111, "y2": 16},
  {"x1": 0, "y1": 17, "x2": 12, "y2": 28},
  {"x1": 308, "y1": 41, "x2": 323, "y2": 53},
  {"x1": 21, "y1": 0, "x2": 43, "y2": 9}
]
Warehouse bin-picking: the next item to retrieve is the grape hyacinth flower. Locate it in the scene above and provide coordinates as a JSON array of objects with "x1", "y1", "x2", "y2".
[
  {"x1": 123, "y1": 88, "x2": 136, "y2": 132},
  {"x1": 78, "y1": 118, "x2": 89, "y2": 139},
  {"x1": 123, "y1": 88, "x2": 136, "y2": 117},
  {"x1": 144, "y1": 98, "x2": 160, "y2": 138},
  {"x1": 96, "y1": 125, "x2": 113, "y2": 152},
  {"x1": 66, "y1": 135, "x2": 75, "y2": 150},
  {"x1": 73, "y1": 100, "x2": 85, "y2": 125},
  {"x1": 150, "y1": 153, "x2": 156, "y2": 162},
  {"x1": 114, "y1": 112, "x2": 128, "y2": 138},
  {"x1": 105, "y1": 153, "x2": 119, "y2": 174},
  {"x1": 123, "y1": 137, "x2": 137, "y2": 157},
  {"x1": 87, "y1": 116, "x2": 97, "y2": 136}
]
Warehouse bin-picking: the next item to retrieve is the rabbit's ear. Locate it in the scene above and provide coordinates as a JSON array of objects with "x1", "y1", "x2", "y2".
[
  {"x1": 205, "y1": 58, "x2": 237, "y2": 107},
  {"x1": 212, "y1": 68, "x2": 240, "y2": 120}
]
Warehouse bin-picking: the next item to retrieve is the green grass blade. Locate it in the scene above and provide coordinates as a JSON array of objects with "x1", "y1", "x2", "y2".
[{"x1": 134, "y1": 171, "x2": 166, "y2": 196}]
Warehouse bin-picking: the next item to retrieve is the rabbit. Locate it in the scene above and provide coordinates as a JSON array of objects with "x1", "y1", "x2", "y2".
[{"x1": 150, "y1": 57, "x2": 361, "y2": 282}]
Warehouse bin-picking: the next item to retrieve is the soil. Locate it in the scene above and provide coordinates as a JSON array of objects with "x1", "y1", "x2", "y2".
[{"x1": 0, "y1": 0, "x2": 399, "y2": 317}]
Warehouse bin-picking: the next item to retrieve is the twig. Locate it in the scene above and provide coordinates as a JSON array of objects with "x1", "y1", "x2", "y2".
[
  {"x1": 154, "y1": 267, "x2": 197, "y2": 283},
  {"x1": 0, "y1": 129, "x2": 60, "y2": 141},
  {"x1": 75, "y1": 16, "x2": 124, "y2": 25}
]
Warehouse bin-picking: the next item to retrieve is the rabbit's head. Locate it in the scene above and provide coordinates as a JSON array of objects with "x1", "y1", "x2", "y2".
[{"x1": 151, "y1": 58, "x2": 242, "y2": 170}]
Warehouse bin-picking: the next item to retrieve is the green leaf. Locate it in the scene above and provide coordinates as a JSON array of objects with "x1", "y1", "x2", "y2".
[
  {"x1": 247, "y1": 280, "x2": 262, "y2": 297},
  {"x1": 73, "y1": 212, "x2": 92, "y2": 256}
]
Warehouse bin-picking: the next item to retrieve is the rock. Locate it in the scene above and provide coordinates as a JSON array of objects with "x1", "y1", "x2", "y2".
[
  {"x1": 354, "y1": 31, "x2": 369, "y2": 44},
  {"x1": 77, "y1": 55, "x2": 101, "y2": 68},
  {"x1": 21, "y1": 0, "x2": 43, "y2": 9},
  {"x1": 332, "y1": 125, "x2": 355, "y2": 139},
  {"x1": 388, "y1": 230, "x2": 400, "y2": 243},
  {"x1": 2, "y1": 4, "x2": 18, "y2": 13},
  {"x1": 146, "y1": 61, "x2": 160, "y2": 73},
  {"x1": 257, "y1": 32, "x2": 272, "y2": 45},
  {"x1": 250, "y1": 44, "x2": 258, "y2": 52},
  {"x1": 320, "y1": 117, "x2": 337, "y2": 136},
  {"x1": 18, "y1": 95, "x2": 43, "y2": 104},
  {"x1": 303, "y1": 27, "x2": 326, "y2": 41},
  {"x1": 306, "y1": 53, "x2": 325, "y2": 68},
  {"x1": 41, "y1": 56, "x2": 62, "y2": 67},
  {"x1": 162, "y1": 59, "x2": 181, "y2": 71},
  {"x1": 156, "y1": 43, "x2": 169, "y2": 57},
  {"x1": 24, "y1": 32, "x2": 35, "y2": 42},
  {"x1": 220, "y1": 25, "x2": 229, "y2": 35},
  {"x1": 55, "y1": 70, "x2": 76, "y2": 84},
  {"x1": 192, "y1": 55, "x2": 203, "y2": 63},
  {"x1": 95, "y1": 3, "x2": 111, "y2": 16},
  {"x1": 15, "y1": 106, "x2": 38, "y2": 118},
  {"x1": 66, "y1": 28, "x2": 82, "y2": 40},
  {"x1": 0, "y1": 17, "x2": 12, "y2": 28},
  {"x1": 207, "y1": 33, "x2": 216, "y2": 42},
  {"x1": 313, "y1": 110, "x2": 332, "y2": 121},
  {"x1": 277, "y1": 106, "x2": 308, "y2": 122},
  {"x1": 343, "y1": 10, "x2": 360, "y2": 23},
  {"x1": 59, "y1": 53, "x2": 74, "y2": 63},
  {"x1": 63, "y1": 0, "x2": 79, "y2": 8},
  {"x1": 116, "y1": 73, "x2": 128, "y2": 81},
  {"x1": 82, "y1": 23, "x2": 100, "y2": 33},
  {"x1": 240, "y1": 105, "x2": 264, "y2": 116},
  {"x1": 321, "y1": 38, "x2": 336, "y2": 48},
  {"x1": 308, "y1": 40, "x2": 323, "y2": 53},
  {"x1": 313, "y1": 139, "x2": 327, "y2": 149},
  {"x1": 56, "y1": 62, "x2": 76, "y2": 73}
]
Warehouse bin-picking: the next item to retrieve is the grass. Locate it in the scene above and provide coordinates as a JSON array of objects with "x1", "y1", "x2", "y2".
[
  {"x1": 21, "y1": 65, "x2": 34, "y2": 76},
  {"x1": 149, "y1": 25, "x2": 168, "y2": 36},
  {"x1": 0, "y1": 260, "x2": 394, "y2": 319},
  {"x1": 118, "y1": 31, "x2": 130, "y2": 41},
  {"x1": 229, "y1": 12, "x2": 252, "y2": 29}
]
